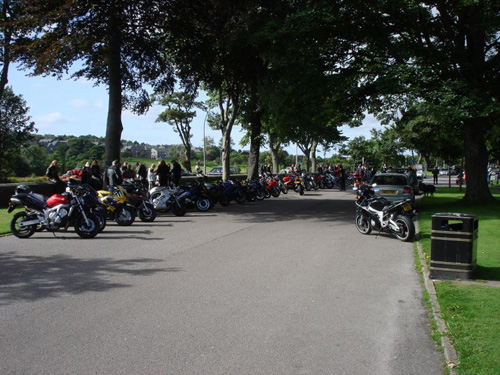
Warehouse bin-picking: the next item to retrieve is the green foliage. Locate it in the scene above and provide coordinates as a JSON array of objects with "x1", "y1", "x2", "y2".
[{"x1": 0, "y1": 86, "x2": 36, "y2": 181}]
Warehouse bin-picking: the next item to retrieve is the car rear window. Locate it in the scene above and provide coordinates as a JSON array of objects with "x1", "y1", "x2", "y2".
[{"x1": 373, "y1": 175, "x2": 408, "y2": 185}]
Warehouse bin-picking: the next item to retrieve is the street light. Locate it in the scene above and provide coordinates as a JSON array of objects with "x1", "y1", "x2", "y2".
[{"x1": 203, "y1": 112, "x2": 208, "y2": 174}]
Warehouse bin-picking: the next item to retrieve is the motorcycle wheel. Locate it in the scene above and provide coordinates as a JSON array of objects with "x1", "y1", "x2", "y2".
[
  {"x1": 326, "y1": 181, "x2": 334, "y2": 189},
  {"x1": 10, "y1": 211, "x2": 37, "y2": 238},
  {"x1": 139, "y1": 202, "x2": 157, "y2": 222},
  {"x1": 115, "y1": 206, "x2": 136, "y2": 226},
  {"x1": 196, "y1": 198, "x2": 211, "y2": 212},
  {"x1": 172, "y1": 201, "x2": 187, "y2": 216},
  {"x1": 271, "y1": 187, "x2": 280, "y2": 197},
  {"x1": 255, "y1": 189, "x2": 266, "y2": 201},
  {"x1": 219, "y1": 195, "x2": 230, "y2": 206},
  {"x1": 95, "y1": 211, "x2": 107, "y2": 232},
  {"x1": 355, "y1": 214, "x2": 372, "y2": 235},
  {"x1": 299, "y1": 185, "x2": 305, "y2": 195},
  {"x1": 74, "y1": 213, "x2": 99, "y2": 239},
  {"x1": 305, "y1": 181, "x2": 312, "y2": 191},
  {"x1": 246, "y1": 192, "x2": 256, "y2": 202},
  {"x1": 394, "y1": 215, "x2": 415, "y2": 242},
  {"x1": 235, "y1": 192, "x2": 246, "y2": 204},
  {"x1": 264, "y1": 189, "x2": 271, "y2": 199},
  {"x1": 280, "y1": 185, "x2": 288, "y2": 194}
]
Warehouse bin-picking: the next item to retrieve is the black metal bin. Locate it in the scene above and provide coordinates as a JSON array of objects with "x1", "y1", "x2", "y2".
[{"x1": 430, "y1": 213, "x2": 478, "y2": 280}]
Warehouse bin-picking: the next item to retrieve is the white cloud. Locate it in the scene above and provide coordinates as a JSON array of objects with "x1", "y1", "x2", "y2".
[
  {"x1": 34, "y1": 112, "x2": 76, "y2": 129},
  {"x1": 68, "y1": 99, "x2": 89, "y2": 108}
]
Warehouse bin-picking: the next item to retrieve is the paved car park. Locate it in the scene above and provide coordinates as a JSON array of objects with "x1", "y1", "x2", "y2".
[{"x1": 0, "y1": 189, "x2": 443, "y2": 375}]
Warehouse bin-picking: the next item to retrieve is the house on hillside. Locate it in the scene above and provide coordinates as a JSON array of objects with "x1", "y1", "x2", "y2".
[
  {"x1": 122, "y1": 144, "x2": 152, "y2": 158},
  {"x1": 39, "y1": 139, "x2": 69, "y2": 153},
  {"x1": 151, "y1": 146, "x2": 168, "y2": 160}
]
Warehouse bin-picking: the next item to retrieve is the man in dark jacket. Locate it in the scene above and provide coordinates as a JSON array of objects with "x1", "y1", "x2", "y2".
[
  {"x1": 135, "y1": 162, "x2": 147, "y2": 187},
  {"x1": 107, "y1": 160, "x2": 122, "y2": 192},
  {"x1": 171, "y1": 159, "x2": 182, "y2": 186}
]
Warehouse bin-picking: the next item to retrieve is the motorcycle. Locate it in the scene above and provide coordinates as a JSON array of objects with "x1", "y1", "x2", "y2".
[
  {"x1": 122, "y1": 180, "x2": 157, "y2": 222},
  {"x1": 354, "y1": 184, "x2": 415, "y2": 242},
  {"x1": 262, "y1": 175, "x2": 281, "y2": 198},
  {"x1": 281, "y1": 174, "x2": 305, "y2": 195},
  {"x1": 8, "y1": 182, "x2": 100, "y2": 239},
  {"x1": 177, "y1": 180, "x2": 212, "y2": 212},
  {"x1": 79, "y1": 183, "x2": 107, "y2": 232},
  {"x1": 149, "y1": 184, "x2": 187, "y2": 216},
  {"x1": 97, "y1": 186, "x2": 137, "y2": 226}
]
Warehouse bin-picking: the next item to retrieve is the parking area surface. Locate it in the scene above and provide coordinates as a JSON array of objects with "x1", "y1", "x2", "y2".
[{"x1": 0, "y1": 189, "x2": 443, "y2": 375}]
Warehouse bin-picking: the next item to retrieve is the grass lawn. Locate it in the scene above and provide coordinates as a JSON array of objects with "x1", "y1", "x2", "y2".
[
  {"x1": 0, "y1": 207, "x2": 19, "y2": 235},
  {"x1": 418, "y1": 186, "x2": 500, "y2": 375}
]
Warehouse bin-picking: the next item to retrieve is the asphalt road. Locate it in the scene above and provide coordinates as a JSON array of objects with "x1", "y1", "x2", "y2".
[{"x1": 0, "y1": 188, "x2": 443, "y2": 375}]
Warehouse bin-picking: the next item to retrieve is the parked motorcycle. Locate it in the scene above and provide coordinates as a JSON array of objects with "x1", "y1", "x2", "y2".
[
  {"x1": 281, "y1": 175, "x2": 305, "y2": 195},
  {"x1": 122, "y1": 180, "x2": 157, "y2": 222},
  {"x1": 177, "y1": 180, "x2": 212, "y2": 212},
  {"x1": 97, "y1": 186, "x2": 137, "y2": 226},
  {"x1": 8, "y1": 182, "x2": 100, "y2": 239},
  {"x1": 354, "y1": 184, "x2": 415, "y2": 242},
  {"x1": 149, "y1": 184, "x2": 187, "y2": 216}
]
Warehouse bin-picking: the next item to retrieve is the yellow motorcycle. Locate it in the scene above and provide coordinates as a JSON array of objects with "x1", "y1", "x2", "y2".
[{"x1": 97, "y1": 186, "x2": 136, "y2": 226}]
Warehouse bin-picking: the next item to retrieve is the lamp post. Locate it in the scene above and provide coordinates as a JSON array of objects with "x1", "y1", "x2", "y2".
[{"x1": 203, "y1": 112, "x2": 208, "y2": 174}]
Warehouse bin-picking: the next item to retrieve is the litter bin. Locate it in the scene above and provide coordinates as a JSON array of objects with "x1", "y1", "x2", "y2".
[{"x1": 430, "y1": 213, "x2": 478, "y2": 280}]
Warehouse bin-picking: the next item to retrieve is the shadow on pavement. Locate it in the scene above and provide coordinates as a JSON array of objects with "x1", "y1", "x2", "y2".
[{"x1": 0, "y1": 252, "x2": 179, "y2": 305}]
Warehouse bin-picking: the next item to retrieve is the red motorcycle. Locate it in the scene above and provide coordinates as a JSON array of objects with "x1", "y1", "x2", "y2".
[
  {"x1": 8, "y1": 182, "x2": 100, "y2": 239},
  {"x1": 262, "y1": 175, "x2": 281, "y2": 198},
  {"x1": 281, "y1": 175, "x2": 305, "y2": 195}
]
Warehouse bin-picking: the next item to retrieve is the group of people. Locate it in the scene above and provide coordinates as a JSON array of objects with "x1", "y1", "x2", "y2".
[
  {"x1": 46, "y1": 158, "x2": 185, "y2": 193},
  {"x1": 46, "y1": 159, "x2": 103, "y2": 193},
  {"x1": 109, "y1": 159, "x2": 183, "y2": 191}
]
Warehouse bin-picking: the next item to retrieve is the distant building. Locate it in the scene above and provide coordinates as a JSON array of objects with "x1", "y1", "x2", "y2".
[
  {"x1": 151, "y1": 147, "x2": 168, "y2": 160},
  {"x1": 38, "y1": 139, "x2": 69, "y2": 153},
  {"x1": 121, "y1": 144, "x2": 152, "y2": 158}
]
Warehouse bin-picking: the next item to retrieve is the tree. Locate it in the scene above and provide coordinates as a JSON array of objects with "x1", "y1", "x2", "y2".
[
  {"x1": 357, "y1": 1, "x2": 500, "y2": 203},
  {"x1": 21, "y1": 143, "x2": 48, "y2": 176},
  {"x1": 163, "y1": 0, "x2": 274, "y2": 181},
  {"x1": 15, "y1": 0, "x2": 174, "y2": 167},
  {"x1": 0, "y1": 86, "x2": 35, "y2": 180},
  {"x1": 155, "y1": 89, "x2": 201, "y2": 171}
]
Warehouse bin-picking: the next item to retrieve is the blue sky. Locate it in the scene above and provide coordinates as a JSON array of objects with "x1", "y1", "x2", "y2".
[{"x1": 8, "y1": 64, "x2": 383, "y2": 156}]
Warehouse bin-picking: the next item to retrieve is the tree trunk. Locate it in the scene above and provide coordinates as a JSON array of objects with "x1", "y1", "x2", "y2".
[
  {"x1": 182, "y1": 143, "x2": 191, "y2": 171},
  {"x1": 302, "y1": 149, "x2": 310, "y2": 172},
  {"x1": 221, "y1": 129, "x2": 232, "y2": 181},
  {"x1": 219, "y1": 88, "x2": 239, "y2": 182},
  {"x1": 311, "y1": 140, "x2": 318, "y2": 173},
  {"x1": 105, "y1": 2, "x2": 123, "y2": 167},
  {"x1": 247, "y1": 94, "x2": 262, "y2": 180},
  {"x1": 463, "y1": 118, "x2": 494, "y2": 203},
  {"x1": 268, "y1": 132, "x2": 280, "y2": 174},
  {"x1": 0, "y1": 0, "x2": 12, "y2": 100}
]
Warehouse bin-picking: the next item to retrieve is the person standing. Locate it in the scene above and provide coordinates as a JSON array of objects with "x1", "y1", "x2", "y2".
[
  {"x1": 432, "y1": 166, "x2": 439, "y2": 184},
  {"x1": 135, "y1": 162, "x2": 147, "y2": 187},
  {"x1": 107, "y1": 160, "x2": 122, "y2": 192},
  {"x1": 46, "y1": 160, "x2": 65, "y2": 193},
  {"x1": 156, "y1": 160, "x2": 170, "y2": 187},
  {"x1": 171, "y1": 159, "x2": 182, "y2": 186},
  {"x1": 338, "y1": 164, "x2": 346, "y2": 191},
  {"x1": 81, "y1": 161, "x2": 92, "y2": 184},
  {"x1": 90, "y1": 160, "x2": 102, "y2": 190},
  {"x1": 147, "y1": 164, "x2": 156, "y2": 190}
]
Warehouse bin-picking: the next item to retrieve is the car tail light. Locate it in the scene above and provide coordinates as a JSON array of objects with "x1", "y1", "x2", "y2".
[{"x1": 403, "y1": 186, "x2": 411, "y2": 194}]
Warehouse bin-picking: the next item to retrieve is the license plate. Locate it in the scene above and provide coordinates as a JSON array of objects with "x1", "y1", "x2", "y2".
[
  {"x1": 403, "y1": 203, "x2": 412, "y2": 211},
  {"x1": 380, "y1": 190, "x2": 397, "y2": 195}
]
